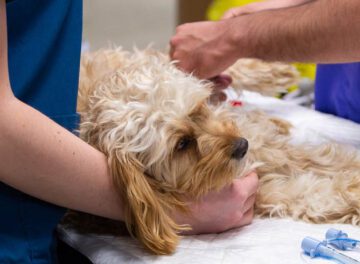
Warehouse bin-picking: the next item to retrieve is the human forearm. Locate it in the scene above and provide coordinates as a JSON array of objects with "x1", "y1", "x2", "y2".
[
  {"x1": 0, "y1": 0, "x2": 124, "y2": 221},
  {"x1": 231, "y1": 0, "x2": 360, "y2": 63},
  {"x1": 170, "y1": 0, "x2": 360, "y2": 78},
  {"x1": 0, "y1": 96, "x2": 125, "y2": 221}
]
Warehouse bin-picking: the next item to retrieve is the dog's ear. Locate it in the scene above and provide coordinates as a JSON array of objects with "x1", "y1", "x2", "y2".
[{"x1": 109, "y1": 151, "x2": 185, "y2": 255}]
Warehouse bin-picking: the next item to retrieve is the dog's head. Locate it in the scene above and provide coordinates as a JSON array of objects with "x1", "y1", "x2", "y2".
[
  {"x1": 79, "y1": 50, "x2": 249, "y2": 254},
  {"x1": 152, "y1": 100, "x2": 249, "y2": 197}
]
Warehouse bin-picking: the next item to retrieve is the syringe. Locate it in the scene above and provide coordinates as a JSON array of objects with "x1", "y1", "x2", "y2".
[{"x1": 302, "y1": 237, "x2": 360, "y2": 264}]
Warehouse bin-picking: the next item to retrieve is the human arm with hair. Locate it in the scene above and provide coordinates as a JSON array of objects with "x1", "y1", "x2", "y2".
[{"x1": 170, "y1": 0, "x2": 360, "y2": 78}]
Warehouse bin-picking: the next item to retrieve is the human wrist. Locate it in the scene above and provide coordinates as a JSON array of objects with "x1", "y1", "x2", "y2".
[
  {"x1": 221, "y1": 18, "x2": 242, "y2": 58},
  {"x1": 229, "y1": 9, "x2": 293, "y2": 61},
  {"x1": 223, "y1": 16, "x2": 258, "y2": 59}
]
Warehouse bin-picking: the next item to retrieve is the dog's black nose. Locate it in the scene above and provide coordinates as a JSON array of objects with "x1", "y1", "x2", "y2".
[{"x1": 231, "y1": 138, "x2": 248, "y2": 160}]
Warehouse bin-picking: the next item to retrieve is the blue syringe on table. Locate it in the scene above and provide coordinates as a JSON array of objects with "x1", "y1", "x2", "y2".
[{"x1": 302, "y1": 236, "x2": 360, "y2": 264}]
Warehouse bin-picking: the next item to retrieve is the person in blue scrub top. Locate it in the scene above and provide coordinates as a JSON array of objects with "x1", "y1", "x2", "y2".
[
  {"x1": 0, "y1": 1, "x2": 259, "y2": 263},
  {"x1": 170, "y1": 0, "x2": 360, "y2": 123}
]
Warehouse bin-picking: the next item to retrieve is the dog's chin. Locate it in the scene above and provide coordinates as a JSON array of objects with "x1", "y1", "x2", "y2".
[
  {"x1": 232, "y1": 155, "x2": 254, "y2": 179},
  {"x1": 179, "y1": 156, "x2": 250, "y2": 198}
]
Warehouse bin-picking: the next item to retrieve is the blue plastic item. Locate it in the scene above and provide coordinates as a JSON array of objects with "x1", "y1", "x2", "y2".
[
  {"x1": 302, "y1": 237, "x2": 360, "y2": 264},
  {"x1": 326, "y1": 228, "x2": 359, "y2": 250}
]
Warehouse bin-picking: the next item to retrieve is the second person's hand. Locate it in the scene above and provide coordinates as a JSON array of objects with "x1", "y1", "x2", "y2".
[{"x1": 170, "y1": 20, "x2": 241, "y2": 79}]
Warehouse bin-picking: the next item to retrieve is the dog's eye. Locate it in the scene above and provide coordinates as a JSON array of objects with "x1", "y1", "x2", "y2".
[{"x1": 176, "y1": 137, "x2": 193, "y2": 151}]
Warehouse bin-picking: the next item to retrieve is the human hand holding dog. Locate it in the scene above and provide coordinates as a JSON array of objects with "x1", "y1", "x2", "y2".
[{"x1": 176, "y1": 171, "x2": 259, "y2": 235}]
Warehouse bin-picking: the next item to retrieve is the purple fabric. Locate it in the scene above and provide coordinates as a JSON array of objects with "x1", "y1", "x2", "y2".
[{"x1": 315, "y1": 63, "x2": 360, "y2": 123}]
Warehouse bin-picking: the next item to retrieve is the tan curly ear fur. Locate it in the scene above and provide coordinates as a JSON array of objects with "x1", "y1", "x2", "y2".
[{"x1": 109, "y1": 151, "x2": 187, "y2": 255}]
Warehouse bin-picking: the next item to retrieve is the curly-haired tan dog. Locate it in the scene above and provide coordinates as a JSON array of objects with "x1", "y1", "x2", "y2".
[{"x1": 73, "y1": 48, "x2": 360, "y2": 255}]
